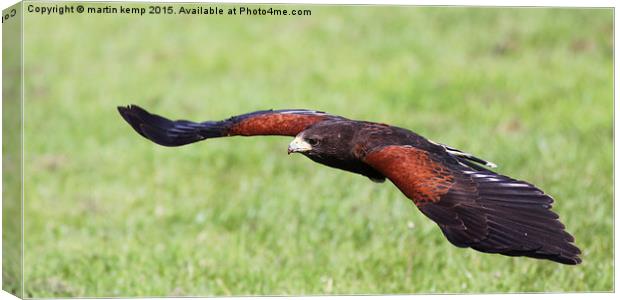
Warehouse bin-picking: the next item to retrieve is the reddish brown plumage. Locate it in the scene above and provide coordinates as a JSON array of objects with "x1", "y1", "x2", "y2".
[
  {"x1": 118, "y1": 104, "x2": 581, "y2": 265},
  {"x1": 229, "y1": 114, "x2": 328, "y2": 136},
  {"x1": 364, "y1": 145, "x2": 454, "y2": 205}
]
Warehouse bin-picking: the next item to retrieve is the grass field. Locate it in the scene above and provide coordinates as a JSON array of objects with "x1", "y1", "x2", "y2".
[{"x1": 13, "y1": 4, "x2": 614, "y2": 297}]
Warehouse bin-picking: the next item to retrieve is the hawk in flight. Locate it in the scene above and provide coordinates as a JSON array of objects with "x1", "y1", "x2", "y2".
[{"x1": 118, "y1": 105, "x2": 581, "y2": 265}]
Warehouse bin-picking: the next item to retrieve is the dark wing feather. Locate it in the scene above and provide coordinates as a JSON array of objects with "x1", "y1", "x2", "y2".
[
  {"x1": 363, "y1": 145, "x2": 581, "y2": 265},
  {"x1": 118, "y1": 104, "x2": 343, "y2": 146}
]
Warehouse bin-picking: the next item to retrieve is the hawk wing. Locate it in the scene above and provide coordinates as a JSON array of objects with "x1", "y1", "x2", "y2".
[
  {"x1": 363, "y1": 145, "x2": 581, "y2": 265},
  {"x1": 118, "y1": 104, "x2": 344, "y2": 147}
]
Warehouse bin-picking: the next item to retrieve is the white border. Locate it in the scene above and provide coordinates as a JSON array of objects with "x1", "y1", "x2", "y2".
[{"x1": 0, "y1": 1, "x2": 617, "y2": 300}]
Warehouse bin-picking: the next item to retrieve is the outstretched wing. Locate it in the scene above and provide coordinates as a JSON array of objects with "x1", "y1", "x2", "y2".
[
  {"x1": 363, "y1": 145, "x2": 581, "y2": 265},
  {"x1": 118, "y1": 104, "x2": 343, "y2": 146}
]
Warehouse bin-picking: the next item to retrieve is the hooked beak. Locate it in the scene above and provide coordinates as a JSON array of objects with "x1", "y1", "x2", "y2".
[{"x1": 288, "y1": 136, "x2": 312, "y2": 154}]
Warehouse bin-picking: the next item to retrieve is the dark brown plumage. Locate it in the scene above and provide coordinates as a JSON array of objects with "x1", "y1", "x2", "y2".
[{"x1": 118, "y1": 104, "x2": 581, "y2": 265}]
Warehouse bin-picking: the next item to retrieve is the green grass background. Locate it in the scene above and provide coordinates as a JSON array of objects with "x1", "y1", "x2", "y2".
[{"x1": 16, "y1": 4, "x2": 613, "y2": 297}]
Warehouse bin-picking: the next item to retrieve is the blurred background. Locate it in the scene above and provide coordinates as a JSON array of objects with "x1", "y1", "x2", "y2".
[{"x1": 18, "y1": 3, "x2": 612, "y2": 297}]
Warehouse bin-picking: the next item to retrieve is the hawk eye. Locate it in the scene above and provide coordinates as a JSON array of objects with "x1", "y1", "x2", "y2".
[{"x1": 307, "y1": 138, "x2": 319, "y2": 146}]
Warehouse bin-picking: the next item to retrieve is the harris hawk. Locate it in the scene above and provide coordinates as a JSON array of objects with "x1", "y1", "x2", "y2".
[{"x1": 118, "y1": 104, "x2": 581, "y2": 265}]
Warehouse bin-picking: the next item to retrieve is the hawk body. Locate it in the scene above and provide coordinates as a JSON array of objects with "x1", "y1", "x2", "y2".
[{"x1": 118, "y1": 104, "x2": 581, "y2": 265}]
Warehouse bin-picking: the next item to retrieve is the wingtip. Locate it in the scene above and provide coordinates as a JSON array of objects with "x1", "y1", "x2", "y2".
[
  {"x1": 118, "y1": 104, "x2": 152, "y2": 119},
  {"x1": 117, "y1": 105, "x2": 130, "y2": 119},
  {"x1": 118, "y1": 104, "x2": 153, "y2": 140},
  {"x1": 117, "y1": 105, "x2": 137, "y2": 121},
  {"x1": 557, "y1": 253, "x2": 582, "y2": 265},
  {"x1": 117, "y1": 104, "x2": 135, "y2": 115}
]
